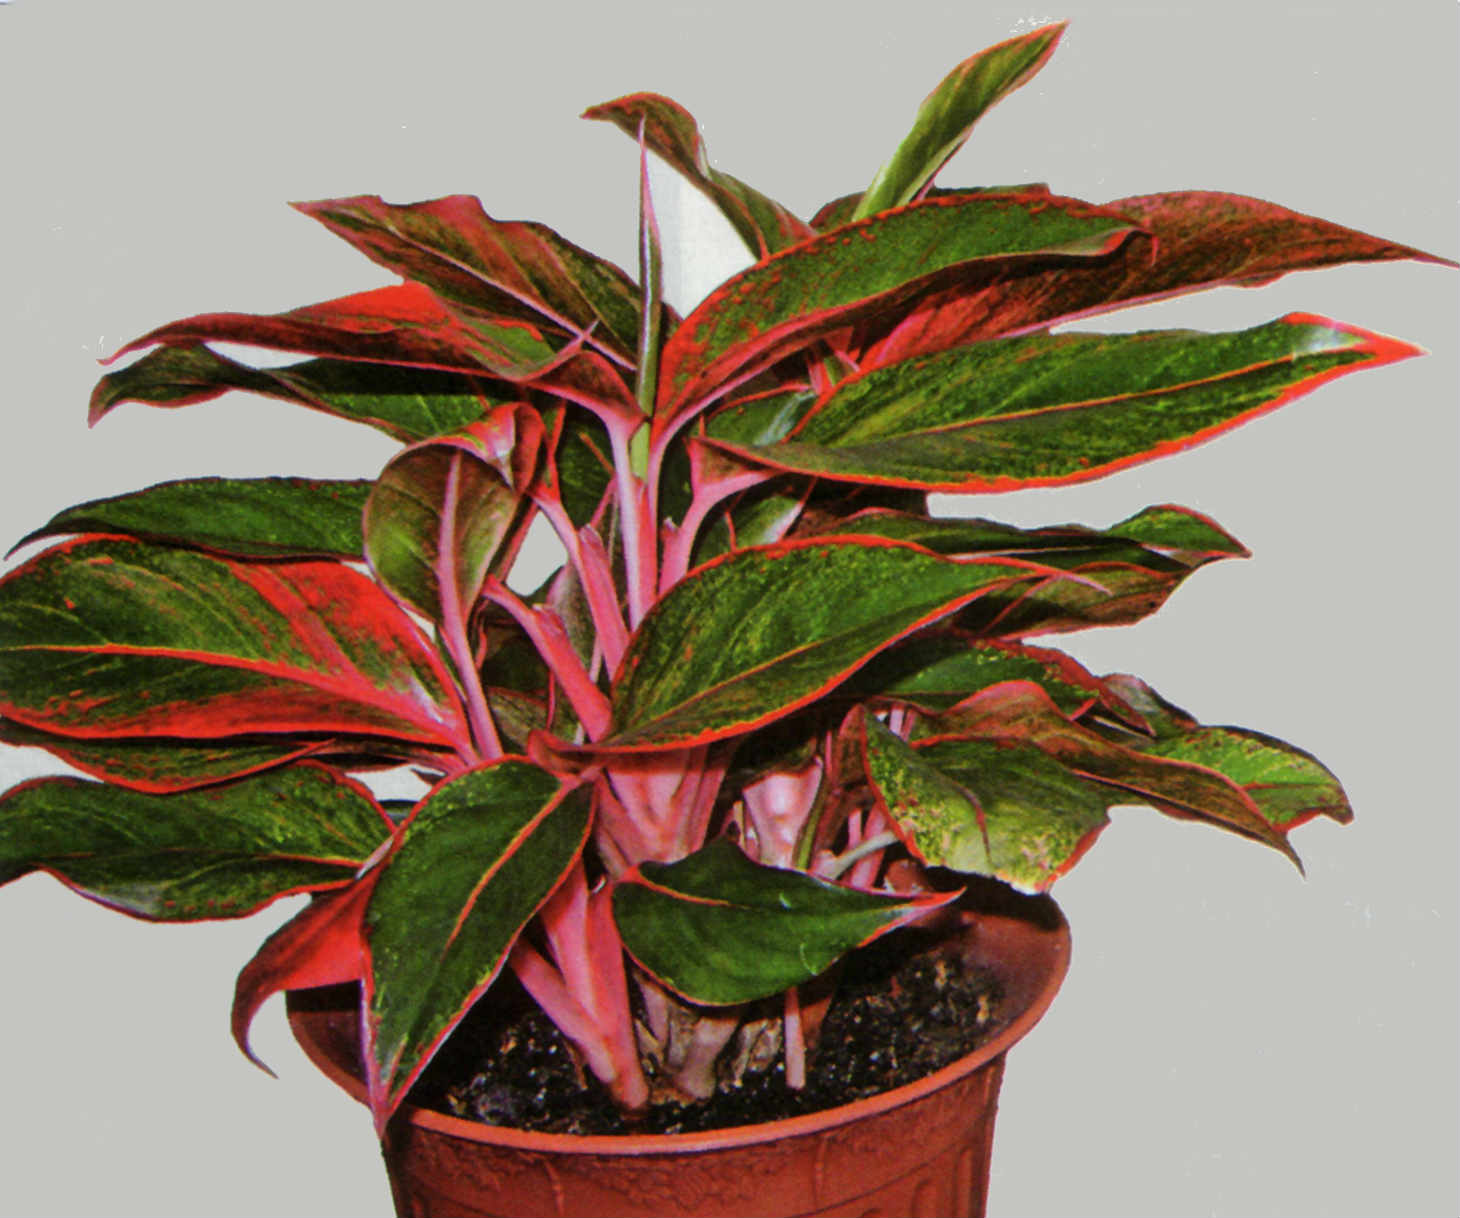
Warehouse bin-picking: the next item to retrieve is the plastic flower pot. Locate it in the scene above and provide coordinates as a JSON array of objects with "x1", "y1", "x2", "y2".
[{"x1": 287, "y1": 898, "x2": 1069, "y2": 1218}]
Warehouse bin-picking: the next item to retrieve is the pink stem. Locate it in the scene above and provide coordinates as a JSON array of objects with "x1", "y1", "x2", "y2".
[
  {"x1": 659, "y1": 465, "x2": 769, "y2": 592},
  {"x1": 483, "y1": 576, "x2": 611, "y2": 740},
  {"x1": 531, "y1": 489, "x2": 629, "y2": 669},
  {"x1": 607, "y1": 422, "x2": 657, "y2": 627},
  {"x1": 783, "y1": 986, "x2": 806, "y2": 1090},
  {"x1": 436, "y1": 454, "x2": 503, "y2": 760},
  {"x1": 509, "y1": 939, "x2": 648, "y2": 1112}
]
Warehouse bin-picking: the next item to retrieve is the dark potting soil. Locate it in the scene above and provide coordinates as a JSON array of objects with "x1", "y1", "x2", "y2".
[{"x1": 407, "y1": 930, "x2": 1004, "y2": 1136}]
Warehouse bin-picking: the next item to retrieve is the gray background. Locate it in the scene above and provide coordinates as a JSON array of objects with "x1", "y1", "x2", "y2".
[{"x1": 1, "y1": 1, "x2": 1456, "y2": 1214}]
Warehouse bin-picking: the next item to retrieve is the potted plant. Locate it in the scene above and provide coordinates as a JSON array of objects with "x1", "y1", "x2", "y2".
[{"x1": 1, "y1": 15, "x2": 1453, "y2": 1218}]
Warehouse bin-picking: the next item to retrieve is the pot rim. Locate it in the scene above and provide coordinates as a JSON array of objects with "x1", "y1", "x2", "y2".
[{"x1": 287, "y1": 896, "x2": 1070, "y2": 1157}]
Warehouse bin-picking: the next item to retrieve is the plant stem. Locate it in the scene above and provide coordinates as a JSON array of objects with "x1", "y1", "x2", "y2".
[
  {"x1": 821, "y1": 831, "x2": 900, "y2": 881},
  {"x1": 436, "y1": 453, "x2": 502, "y2": 760},
  {"x1": 483, "y1": 576, "x2": 611, "y2": 740}
]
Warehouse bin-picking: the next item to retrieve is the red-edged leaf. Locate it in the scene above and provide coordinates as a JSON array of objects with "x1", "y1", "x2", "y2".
[
  {"x1": 0, "y1": 718, "x2": 326, "y2": 793},
  {"x1": 1097, "y1": 675, "x2": 1352, "y2": 830},
  {"x1": 108, "y1": 281, "x2": 565, "y2": 382},
  {"x1": 918, "y1": 681, "x2": 1298, "y2": 865},
  {"x1": 14, "y1": 477, "x2": 370, "y2": 560},
  {"x1": 712, "y1": 316, "x2": 1421, "y2": 492},
  {"x1": 293, "y1": 195, "x2": 642, "y2": 364},
  {"x1": 89, "y1": 343, "x2": 514, "y2": 441},
  {"x1": 602, "y1": 537, "x2": 1076, "y2": 752},
  {"x1": 583, "y1": 92, "x2": 815, "y2": 258},
  {"x1": 654, "y1": 191, "x2": 1138, "y2": 429},
  {"x1": 232, "y1": 870, "x2": 381, "y2": 1072},
  {"x1": 858, "y1": 709, "x2": 1111, "y2": 892},
  {"x1": 0, "y1": 537, "x2": 471, "y2": 751},
  {"x1": 364, "y1": 411, "x2": 541, "y2": 626},
  {"x1": 867, "y1": 190, "x2": 1453, "y2": 365},
  {"x1": 611, "y1": 837, "x2": 959, "y2": 1005},
  {"x1": 851, "y1": 633, "x2": 1146, "y2": 727},
  {"x1": 363, "y1": 759, "x2": 591, "y2": 1127},
  {"x1": 0, "y1": 763, "x2": 390, "y2": 917},
  {"x1": 853, "y1": 23, "x2": 1066, "y2": 219},
  {"x1": 796, "y1": 503, "x2": 1247, "y2": 639}
]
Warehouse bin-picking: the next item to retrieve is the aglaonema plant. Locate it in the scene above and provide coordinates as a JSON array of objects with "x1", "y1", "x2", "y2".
[{"x1": 0, "y1": 23, "x2": 1451, "y2": 1132}]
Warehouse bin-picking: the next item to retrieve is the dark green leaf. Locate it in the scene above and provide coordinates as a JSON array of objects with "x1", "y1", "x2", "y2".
[
  {"x1": 604, "y1": 538, "x2": 1065, "y2": 751},
  {"x1": 0, "y1": 764, "x2": 390, "y2": 917},
  {"x1": 90, "y1": 343, "x2": 510, "y2": 441},
  {"x1": 364, "y1": 760, "x2": 590, "y2": 1122},
  {"x1": 0, "y1": 719, "x2": 327, "y2": 793},
  {"x1": 611, "y1": 837, "x2": 956, "y2": 1004},
  {"x1": 15, "y1": 477, "x2": 370, "y2": 559}
]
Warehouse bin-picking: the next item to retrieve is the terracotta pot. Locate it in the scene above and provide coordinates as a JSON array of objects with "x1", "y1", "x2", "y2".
[{"x1": 288, "y1": 895, "x2": 1070, "y2": 1218}]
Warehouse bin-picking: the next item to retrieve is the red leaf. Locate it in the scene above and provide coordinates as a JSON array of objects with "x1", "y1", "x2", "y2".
[
  {"x1": 108, "y1": 282, "x2": 566, "y2": 383},
  {"x1": 231, "y1": 870, "x2": 380, "y2": 1073}
]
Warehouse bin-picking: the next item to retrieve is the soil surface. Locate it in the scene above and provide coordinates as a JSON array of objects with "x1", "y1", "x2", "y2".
[{"x1": 408, "y1": 930, "x2": 1004, "y2": 1136}]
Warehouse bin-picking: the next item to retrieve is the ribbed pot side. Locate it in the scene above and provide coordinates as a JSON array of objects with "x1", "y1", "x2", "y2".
[{"x1": 288, "y1": 897, "x2": 1071, "y2": 1218}]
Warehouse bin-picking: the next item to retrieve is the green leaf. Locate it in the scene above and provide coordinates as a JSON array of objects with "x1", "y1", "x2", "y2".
[
  {"x1": 582, "y1": 93, "x2": 814, "y2": 258},
  {"x1": 603, "y1": 537, "x2": 1064, "y2": 751},
  {"x1": 852, "y1": 634, "x2": 1143, "y2": 724},
  {"x1": 0, "y1": 764, "x2": 390, "y2": 917},
  {"x1": 294, "y1": 195, "x2": 643, "y2": 363},
  {"x1": 860, "y1": 712, "x2": 1110, "y2": 892},
  {"x1": 796, "y1": 503, "x2": 1245, "y2": 563},
  {"x1": 655, "y1": 191, "x2": 1137, "y2": 425},
  {"x1": 919, "y1": 682, "x2": 1299, "y2": 866},
  {"x1": 712, "y1": 316, "x2": 1420, "y2": 491},
  {"x1": 364, "y1": 760, "x2": 590, "y2": 1123},
  {"x1": 796, "y1": 503, "x2": 1247, "y2": 639},
  {"x1": 90, "y1": 344, "x2": 510, "y2": 441},
  {"x1": 864, "y1": 190, "x2": 1453, "y2": 366},
  {"x1": 364, "y1": 414, "x2": 537, "y2": 626},
  {"x1": 1098, "y1": 675, "x2": 1352, "y2": 829},
  {"x1": 0, "y1": 719, "x2": 328, "y2": 793},
  {"x1": 611, "y1": 837, "x2": 956, "y2": 1005},
  {"x1": 15, "y1": 477, "x2": 370, "y2": 559},
  {"x1": 0, "y1": 537, "x2": 470, "y2": 750},
  {"x1": 854, "y1": 24, "x2": 1066, "y2": 219}
]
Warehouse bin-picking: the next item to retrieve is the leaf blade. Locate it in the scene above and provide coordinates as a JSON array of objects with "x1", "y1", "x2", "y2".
[
  {"x1": 655, "y1": 191, "x2": 1138, "y2": 426},
  {"x1": 363, "y1": 760, "x2": 591, "y2": 1123},
  {"x1": 582, "y1": 93, "x2": 814, "y2": 258},
  {"x1": 860, "y1": 711, "x2": 1111, "y2": 892},
  {"x1": 603, "y1": 537, "x2": 1068, "y2": 751},
  {"x1": 293, "y1": 195, "x2": 643, "y2": 362},
  {"x1": 611, "y1": 837, "x2": 957, "y2": 1005},
  {"x1": 90, "y1": 343, "x2": 515, "y2": 441},
  {"x1": 713, "y1": 316, "x2": 1420, "y2": 491},
  {"x1": 854, "y1": 24, "x2": 1066, "y2": 219},
  {"x1": 15, "y1": 477, "x2": 371, "y2": 559},
  {"x1": 0, "y1": 763, "x2": 391, "y2": 918},
  {"x1": 0, "y1": 537, "x2": 471, "y2": 750},
  {"x1": 868, "y1": 190, "x2": 1453, "y2": 364}
]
